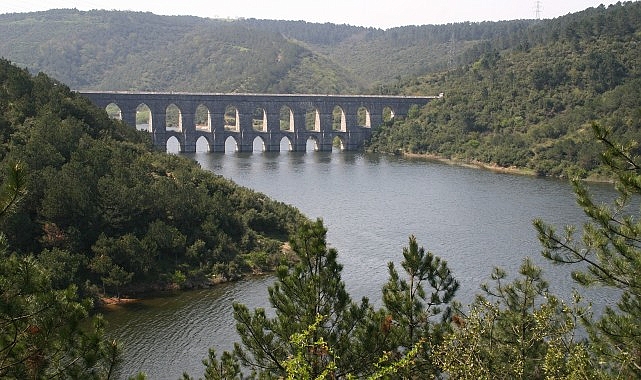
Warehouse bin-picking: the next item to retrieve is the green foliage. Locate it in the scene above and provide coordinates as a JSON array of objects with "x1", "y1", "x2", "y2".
[
  {"x1": 227, "y1": 219, "x2": 378, "y2": 378},
  {"x1": 534, "y1": 124, "x2": 641, "y2": 378},
  {"x1": 0, "y1": 254, "x2": 121, "y2": 378},
  {"x1": 278, "y1": 314, "x2": 426, "y2": 380},
  {"x1": 0, "y1": 162, "x2": 27, "y2": 219},
  {"x1": 280, "y1": 315, "x2": 338, "y2": 380},
  {"x1": 382, "y1": 235, "x2": 459, "y2": 377},
  {"x1": 0, "y1": 10, "x2": 362, "y2": 94},
  {"x1": 183, "y1": 349, "x2": 242, "y2": 380},
  {"x1": 242, "y1": 18, "x2": 538, "y2": 89},
  {"x1": 185, "y1": 314, "x2": 425, "y2": 380},
  {"x1": 0, "y1": 161, "x2": 120, "y2": 379},
  {"x1": 0, "y1": 59, "x2": 305, "y2": 299},
  {"x1": 366, "y1": 2, "x2": 641, "y2": 179},
  {"x1": 189, "y1": 223, "x2": 461, "y2": 379},
  {"x1": 436, "y1": 258, "x2": 597, "y2": 379}
]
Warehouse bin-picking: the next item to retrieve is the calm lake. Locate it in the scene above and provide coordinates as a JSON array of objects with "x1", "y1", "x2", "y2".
[{"x1": 104, "y1": 141, "x2": 618, "y2": 379}]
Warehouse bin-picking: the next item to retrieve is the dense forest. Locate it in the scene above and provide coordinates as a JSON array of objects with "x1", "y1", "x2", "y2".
[
  {"x1": 0, "y1": 8, "x2": 540, "y2": 93},
  {"x1": 0, "y1": 10, "x2": 363, "y2": 94},
  {"x1": 0, "y1": 58, "x2": 307, "y2": 294},
  {"x1": 367, "y1": 2, "x2": 641, "y2": 179}
]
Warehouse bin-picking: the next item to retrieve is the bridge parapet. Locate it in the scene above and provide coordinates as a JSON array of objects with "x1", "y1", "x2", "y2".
[{"x1": 79, "y1": 91, "x2": 437, "y2": 152}]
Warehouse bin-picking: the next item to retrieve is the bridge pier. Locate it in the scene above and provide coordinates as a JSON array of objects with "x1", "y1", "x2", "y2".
[
  {"x1": 370, "y1": 113, "x2": 383, "y2": 129},
  {"x1": 318, "y1": 110, "x2": 336, "y2": 152},
  {"x1": 292, "y1": 134, "x2": 307, "y2": 152},
  {"x1": 182, "y1": 112, "x2": 196, "y2": 153},
  {"x1": 121, "y1": 109, "x2": 137, "y2": 128},
  {"x1": 210, "y1": 134, "x2": 226, "y2": 152},
  {"x1": 318, "y1": 132, "x2": 334, "y2": 152},
  {"x1": 263, "y1": 133, "x2": 280, "y2": 152},
  {"x1": 151, "y1": 131, "x2": 166, "y2": 151}
]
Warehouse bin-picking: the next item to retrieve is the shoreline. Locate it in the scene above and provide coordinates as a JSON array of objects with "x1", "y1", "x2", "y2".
[
  {"x1": 97, "y1": 260, "x2": 296, "y2": 309},
  {"x1": 97, "y1": 242, "x2": 297, "y2": 308},
  {"x1": 96, "y1": 154, "x2": 612, "y2": 310},
  {"x1": 400, "y1": 152, "x2": 613, "y2": 183},
  {"x1": 401, "y1": 152, "x2": 537, "y2": 177},
  {"x1": 98, "y1": 275, "x2": 253, "y2": 309}
]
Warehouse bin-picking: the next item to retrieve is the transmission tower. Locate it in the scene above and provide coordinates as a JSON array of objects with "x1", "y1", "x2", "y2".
[
  {"x1": 534, "y1": 1, "x2": 543, "y2": 20},
  {"x1": 447, "y1": 33, "x2": 456, "y2": 71}
]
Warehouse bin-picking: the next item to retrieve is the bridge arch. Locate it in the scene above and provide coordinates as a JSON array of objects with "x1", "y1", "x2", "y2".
[
  {"x1": 382, "y1": 106, "x2": 395, "y2": 125},
  {"x1": 195, "y1": 104, "x2": 211, "y2": 132},
  {"x1": 333, "y1": 135, "x2": 346, "y2": 151},
  {"x1": 280, "y1": 105, "x2": 294, "y2": 132},
  {"x1": 106, "y1": 103, "x2": 122, "y2": 120},
  {"x1": 252, "y1": 136, "x2": 266, "y2": 152},
  {"x1": 280, "y1": 136, "x2": 293, "y2": 152},
  {"x1": 136, "y1": 103, "x2": 152, "y2": 132},
  {"x1": 305, "y1": 135, "x2": 321, "y2": 152},
  {"x1": 166, "y1": 103, "x2": 182, "y2": 132},
  {"x1": 332, "y1": 105, "x2": 346, "y2": 132},
  {"x1": 305, "y1": 106, "x2": 321, "y2": 132},
  {"x1": 224, "y1": 135, "x2": 239, "y2": 152},
  {"x1": 195, "y1": 135, "x2": 211, "y2": 152},
  {"x1": 224, "y1": 105, "x2": 239, "y2": 132},
  {"x1": 357, "y1": 106, "x2": 371, "y2": 128},
  {"x1": 252, "y1": 107, "x2": 267, "y2": 132},
  {"x1": 166, "y1": 136, "x2": 181, "y2": 153}
]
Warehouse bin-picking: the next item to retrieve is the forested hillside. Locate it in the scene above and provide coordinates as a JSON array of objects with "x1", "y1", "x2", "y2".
[
  {"x1": 241, "y1": 18, "x2": 536, "y2": 89},
  {"x1": 0, "y1": 57, "x2": 308, "y2": 377},
  {"x1": 0, "y1": 58, "x2": 305, "y2": 296},
  {"x1": 0, "y1": 8, "x2": 539, "y2": 93},
  {"x1": 0, "y1": 10, "x2": 361, "y2": 93},
  {"x1": 368, "y1": 1, "x2": 641, "y2": 179}
]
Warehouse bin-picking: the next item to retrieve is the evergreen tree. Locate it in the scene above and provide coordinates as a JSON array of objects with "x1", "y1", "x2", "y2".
[
  {"x1": 189, "y1": 228, "x2": 463, "y2": 379},
  {"x1": 436, "y1": 258, "x2": 596, "y2": 380},
  {"x1": 534, "y1": 124, "x2": 641, "y2": 377},
  {"x1": 381, "y1": 235, "x2": 459, "y2": 377},
  {"x1": 0, "y1": 162, "x2": 121, "y2": 379},
  {"x1": 191, "y1": 219, "x2": 386, "y2": 379}
]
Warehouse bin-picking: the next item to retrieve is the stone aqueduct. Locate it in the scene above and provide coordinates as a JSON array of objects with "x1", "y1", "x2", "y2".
[{"x1": 79, "y1": 91, "x2": 437, "y2": 152}]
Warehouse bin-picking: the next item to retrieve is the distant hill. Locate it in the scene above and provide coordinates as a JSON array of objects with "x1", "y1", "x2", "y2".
[
  {"x1": 0, "y1": 9, "x2": 362, "y2": 93},
  {"x1": 238, "y1": 18, "x2": 536, "y2": 90},
  {"x1": 0, "y1": 8, "x2": 537, "y2": 93}
]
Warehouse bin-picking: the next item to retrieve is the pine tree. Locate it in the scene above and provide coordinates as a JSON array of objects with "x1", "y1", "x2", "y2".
[
  {"x1": 203, "y1": 219, "x2": 383, "y2": 379},
  {"x1": 381, "y1": 235, "x2": 459, "y2": 377},
  {"x1": 436, "y1": 258, "x2": 594, "y2": 380},
  {"x1": 0, "y1": 162, "x2": 121, "y2": 379},
  {"x1": 534, "y1": 123, "x2": 641, "y2": 377}
]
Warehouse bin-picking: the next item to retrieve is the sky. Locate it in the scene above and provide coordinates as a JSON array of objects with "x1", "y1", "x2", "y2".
[{"x1": 0, "y1": 0, "x2": 626, "y2": 29}]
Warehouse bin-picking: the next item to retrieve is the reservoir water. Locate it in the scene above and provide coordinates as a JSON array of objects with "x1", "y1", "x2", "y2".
[{"x1": 105, "y1": 143, "x2": 618, "y2": 379}]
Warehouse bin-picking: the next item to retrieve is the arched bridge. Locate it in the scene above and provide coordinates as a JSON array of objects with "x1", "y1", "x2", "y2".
[{"x1": 80, "y1": 91, "x2": 438, "y2": 152}]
